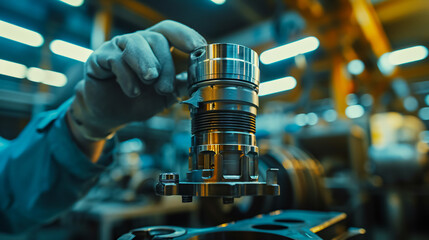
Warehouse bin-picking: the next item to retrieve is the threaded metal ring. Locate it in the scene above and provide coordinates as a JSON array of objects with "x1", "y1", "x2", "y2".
[{"x1": 192, "y1": 111, "x2": 256, "y2": 134}]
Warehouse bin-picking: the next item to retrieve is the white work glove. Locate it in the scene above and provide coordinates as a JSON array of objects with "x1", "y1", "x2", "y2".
[{"x1": 69, "y1": 20, "x2": 206, "y2": 140}]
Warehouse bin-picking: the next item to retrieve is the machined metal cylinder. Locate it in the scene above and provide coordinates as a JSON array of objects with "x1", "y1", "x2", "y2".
[
  {"x1": 156, "y1": 43, "x2": 279, "y2": 201},
  {"x1": 186, "y1": 43, "x2": 260, "y2": 183}
]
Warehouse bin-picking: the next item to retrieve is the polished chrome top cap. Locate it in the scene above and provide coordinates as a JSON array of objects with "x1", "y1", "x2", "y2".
[{"x1": 188, "y1": 43, "x2": 260, "y2": 89}]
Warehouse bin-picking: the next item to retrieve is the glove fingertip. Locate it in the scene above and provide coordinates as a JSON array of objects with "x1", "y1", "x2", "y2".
[{"x1": 142, "y1": 67, "x2": 160, "y2": 83}]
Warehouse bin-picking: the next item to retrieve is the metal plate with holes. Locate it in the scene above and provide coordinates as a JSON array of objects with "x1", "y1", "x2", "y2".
[{"x1": 117, "y1": 210, "x2": 365, "y2": 240}]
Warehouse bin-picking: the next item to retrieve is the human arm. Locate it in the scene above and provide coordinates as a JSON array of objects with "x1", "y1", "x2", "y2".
[
  {"x1": 0, "y1": 100, "x2": 115, "y2": 233},
  {"x1": 0, "y1": 20, "x2": 206, "y2": 233}
]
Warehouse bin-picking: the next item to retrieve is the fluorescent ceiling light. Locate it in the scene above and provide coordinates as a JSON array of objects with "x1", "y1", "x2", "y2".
[
  {"x1": 259, "y1": 76, "x2": 297, "y2": 97},
  {"x1": 260, "y1": 36, "x2": 320, "y2": 65},
  {"x1": 0, "y1": 59, "x2": 67, "y2": 87},
  {"x1": 27, "y1": 67, "x2": 67, "y2": 87},
  {"x1": 0, "y1": 59, "x2": 27, "y2": 78},
  {"x1": 210, "y1": 0, "x2": 226, "y2": 5},
  {"x1": 50, "y1": 40, "x2": 93, "y2": 62},
  {"x1": 347, "y1": 59, "x2": 365, "y2": 75},
  {"x1": 378, "y1": 45, "x2": 428, "y2": 75},
  {"x1": 345, "y1": 105, "x2": 365, "y2": 119},
  {"x1": 387, "y1": 45, "x2": 428, "y2": 66},
  {"x1": 0, "y1": 20, "x2": 44, "y2": 47},
  {"x1": 58, "y1": 0, "x2": 84, "y2": 7}
]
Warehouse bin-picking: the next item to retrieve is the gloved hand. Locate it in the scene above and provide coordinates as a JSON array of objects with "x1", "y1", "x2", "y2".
[{"x1": 68, "y1": 20, "x2": 206, "y2": 140}]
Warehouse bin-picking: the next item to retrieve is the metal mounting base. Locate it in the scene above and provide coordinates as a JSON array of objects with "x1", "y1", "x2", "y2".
[{"x1": 155, "y1": 169, "x2": 280, "y2": 203}]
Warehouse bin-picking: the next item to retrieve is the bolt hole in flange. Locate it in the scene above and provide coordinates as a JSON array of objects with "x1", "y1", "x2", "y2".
[
  {"x1": 252, "y1": 224, "x2": 289, "y2": 230},
  {"x1": 131, "y1": 226, "x2": 186, "y2": 240},
  {"x1": 186, "y1": 231, "x2": 293, "y2": 240},
  {"x1": 274, "y1": 219, "x2": 305, "y2": 224}
]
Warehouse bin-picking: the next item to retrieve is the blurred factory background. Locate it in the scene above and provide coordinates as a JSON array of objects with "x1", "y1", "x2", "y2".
[{"x1": 1, "y1": 0, "x2": 429, "y2": 239}]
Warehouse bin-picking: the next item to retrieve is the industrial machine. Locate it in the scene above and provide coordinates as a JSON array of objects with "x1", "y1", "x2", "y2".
[{"x1": 156, "y1": 43, "x2": 280, "y2": 204}]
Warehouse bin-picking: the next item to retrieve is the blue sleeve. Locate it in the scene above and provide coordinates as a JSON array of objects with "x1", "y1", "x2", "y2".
[
  {"x1": 0, "y1": 137, "x2": 9, "y2": 152},
  {"x1": 0, "y1": 98, "x2": 115, "y2": 233}
]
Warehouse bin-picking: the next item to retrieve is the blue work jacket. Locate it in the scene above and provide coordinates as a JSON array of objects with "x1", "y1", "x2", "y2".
[{"x1": 0, "y1": 99, "x2": 114, "y2": 233}]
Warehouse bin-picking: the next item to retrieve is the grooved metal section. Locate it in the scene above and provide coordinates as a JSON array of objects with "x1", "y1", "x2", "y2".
[{"x1": 192, "y1": 111, "x2": 256, "y2": 134}]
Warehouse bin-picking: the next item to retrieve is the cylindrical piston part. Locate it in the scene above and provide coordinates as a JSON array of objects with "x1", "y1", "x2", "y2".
[
  {"x1": 187, "y1": 43, "x2": 260, "y2": 183},
  {"x1": 155, "y1": 43, "x2": 279, "y2": 199},
  {"x1": 188, "y1": 43, "x2": 259, "y2": 89}
]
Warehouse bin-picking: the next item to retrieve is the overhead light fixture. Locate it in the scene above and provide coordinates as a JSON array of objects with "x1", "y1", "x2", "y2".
[
  {"x1": 210, "y1": 0, "x2": 226, "y2": 5},
  {"x1": 27, "y1": 67, "x2": 67, "y2": 87},
  {"x1": 387, "y1": 45, "x2": 428, "y2": 66},
  {"x1": 0, "y1": 20, "x2": 44, "y2": 47},
  {"x1": 0, "y1": 59, "x2": 28, "y2": 79},
  {"x1": 0, "y1": 59, "x2": 67, "y2": 87},
  {"x1": 58, "y1": 0, "x2": 84, "y2": 7},
  {"x1": 50, "y1": 40, "x2": 93, "y2": 62},
  {"x1": 347, "y1": 59, "x2": 365, "y2": 75},
  {"x1": 260, "y1": 36, "x2": 320, "y2": 65},
  {"x1": 378, "y1": 45, "x2": 428, "y2": 75},
  {"x1": 345, "y1": 105, "x2": 365, "y2": 119},
  {"x1": 259, "y1": 76, "x2": 297, "y2": 97}
]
